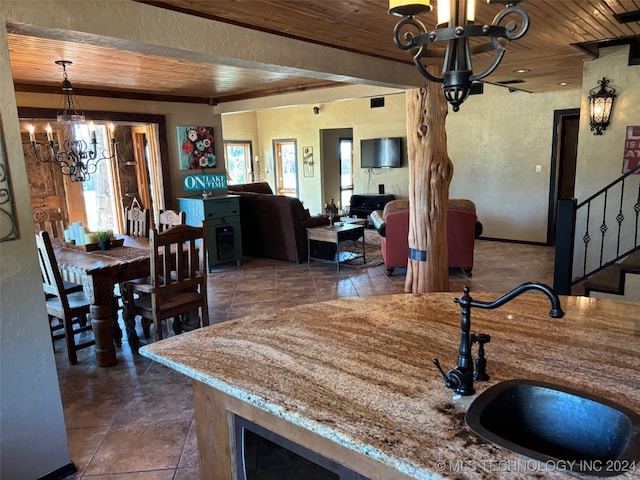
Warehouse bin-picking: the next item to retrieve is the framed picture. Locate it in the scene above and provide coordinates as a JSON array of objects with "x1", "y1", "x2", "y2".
[
  {"x1": 302, "y1": 146, "x2": 314, "y2": 177},
  {"x1": 177, "y1": 126, "x2": 216, "y2": 170}
]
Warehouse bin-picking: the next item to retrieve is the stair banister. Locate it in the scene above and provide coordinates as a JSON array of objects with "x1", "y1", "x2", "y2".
[{"x1": 553, "y1": 162, "x2": 640, "y2": 295}]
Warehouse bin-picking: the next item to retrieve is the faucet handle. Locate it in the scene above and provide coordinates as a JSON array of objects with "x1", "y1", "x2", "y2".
[
  {"x1": 471, "y1": 334, "x2": 491, "y2": 381},
  {"x1": 432, "y1": 358, "x2": 455, "y2": 389},
  {"x1": 432, "y1": 358, "x2": 469, "y2": 391},
  {"x1": 472, "y1": 333, "x2": 491, "y2": 345},
  {"x1": 432, "y1": 359, "x2": 450, "y2": 384}
]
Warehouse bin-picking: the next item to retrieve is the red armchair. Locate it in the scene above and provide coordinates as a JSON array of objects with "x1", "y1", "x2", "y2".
[{"x1": 372, "y1": 200, "x2": 478, "y2": 275}]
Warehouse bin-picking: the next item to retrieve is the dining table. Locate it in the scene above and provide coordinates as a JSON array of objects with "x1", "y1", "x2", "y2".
[{"x1": 52, "y1": 235, "x2": 151, "y2": 366}]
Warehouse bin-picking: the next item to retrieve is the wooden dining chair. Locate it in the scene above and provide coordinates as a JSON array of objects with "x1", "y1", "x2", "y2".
[
  {"x1": 33, "y1": 208, "x2": 88, "y2": 298},
  {"x1": 124, "y1": 205, "x2": 150, "y2": 237},
  {"x1": 123, "y1": 224, "x2": 209, "y2": 341},
  {"x1": 33, "y1": 207, "x2": 66, "y2": 239},
  {"x1": 35, "y1": 231, "x2": 95, "y2": 364},
  {"x1": 158, "y1": 209, "x2": 186, "y2": 232}
]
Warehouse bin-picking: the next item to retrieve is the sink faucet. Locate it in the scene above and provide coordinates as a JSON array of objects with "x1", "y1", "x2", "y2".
[{"x1": 433, "y1": 282, "x2": 565, "y2": 396}]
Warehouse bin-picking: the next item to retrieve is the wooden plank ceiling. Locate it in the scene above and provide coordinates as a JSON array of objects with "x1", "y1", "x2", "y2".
[{"x1": 8, "y1": 0, "x2": 640, "y2": 104}]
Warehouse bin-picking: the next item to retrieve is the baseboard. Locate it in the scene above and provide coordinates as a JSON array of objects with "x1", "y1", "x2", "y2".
[
  {"x1": 37, "y1": 462, "x2": 77, "y2": 480},
  {"x1": 477, "y1": 236, "x2": 550, "y2": 247}
]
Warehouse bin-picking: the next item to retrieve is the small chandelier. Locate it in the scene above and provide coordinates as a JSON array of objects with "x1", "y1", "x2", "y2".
[
  {"x1": 389, "y1": 0, "x2": 530, "y2": 112},
  {"x1": 28, "y1": 60, "x2": 116, "y2": 182},
  {"x1": 588, "y1": 77, "x2": 616, "y2": 136}
]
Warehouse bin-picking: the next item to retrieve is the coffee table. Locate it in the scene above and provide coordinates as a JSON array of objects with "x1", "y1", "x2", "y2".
[
  {"x1": 339, "y1": 216, "x2": 367, "y2": 226},
  {"x1": 307, "y1": 223, "x2": 366, "y2": 271}
]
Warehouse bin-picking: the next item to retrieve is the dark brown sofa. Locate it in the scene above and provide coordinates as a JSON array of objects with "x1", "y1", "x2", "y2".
[{"x1": 228, "y1": 182, "x2": 328, "y2": 262}]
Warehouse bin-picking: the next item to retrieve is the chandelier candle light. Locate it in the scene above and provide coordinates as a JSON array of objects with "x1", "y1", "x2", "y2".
[
  {"x1": 389, "y1": 0, "x2": 530, "y2": 111},
  {"x1": 28, "y1": 60, "x2": 117, "y2": 182}
]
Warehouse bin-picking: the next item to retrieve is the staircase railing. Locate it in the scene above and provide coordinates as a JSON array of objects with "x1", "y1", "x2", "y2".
[{"x1": 553, "y1": 163, "x2": 640, "y2": 295}]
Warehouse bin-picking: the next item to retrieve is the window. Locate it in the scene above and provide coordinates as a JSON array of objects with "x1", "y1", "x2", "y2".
[
  {"x1": 274, "y1": 140, "x2": 298, "y2": 197},
  {"x1": 225, "y1": 141, "x2": 252, "y2": 185},
  {"x1": 339, "y1": 138, "x2": 353, "y2": 210},
  {"x1": 74, "y1": 123, "x2": 119, "y2": 232}
]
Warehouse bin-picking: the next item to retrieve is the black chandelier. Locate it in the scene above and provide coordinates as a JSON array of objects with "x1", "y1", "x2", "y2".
[
  {"x1": 588, "y1": 77, "x2": 616, "y2": 136},
  {"x1": 28, "y1": 60, "x2": 116, "y2": 182},
  {"x1": 389, "y1": 0, "x2": 530, "y2": 111}
]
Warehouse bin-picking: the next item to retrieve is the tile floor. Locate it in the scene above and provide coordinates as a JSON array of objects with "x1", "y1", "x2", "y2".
[{"x1": 56, "y1": 239, "x2": 556, "y2": 479}]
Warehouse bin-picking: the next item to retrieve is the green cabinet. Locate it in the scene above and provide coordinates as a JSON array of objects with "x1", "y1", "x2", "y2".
[{"x1": 178, "y1": 195, "x2": 242, "y2": 271}]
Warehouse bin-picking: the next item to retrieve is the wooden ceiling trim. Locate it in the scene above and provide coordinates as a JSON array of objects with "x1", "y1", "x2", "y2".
[
  {"x1": 196, "y1": 80, "x2": 345, "y2": 105},
  {"x1": 13, "y1": 83, "x2": 215, "y2": 104}
]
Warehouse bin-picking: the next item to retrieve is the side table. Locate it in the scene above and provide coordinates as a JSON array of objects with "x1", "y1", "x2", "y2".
[
  {"x1": 307, "y1": 224, "x2": 366, "y2": 271},
  {"x1": 178, "y1": 195, "x2": 243, "y2": 271}
]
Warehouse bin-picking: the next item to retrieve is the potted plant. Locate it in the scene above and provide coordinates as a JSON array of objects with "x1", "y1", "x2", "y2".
[{"x1": 96, "y1": 230, "x2": 113, "y2": 250}]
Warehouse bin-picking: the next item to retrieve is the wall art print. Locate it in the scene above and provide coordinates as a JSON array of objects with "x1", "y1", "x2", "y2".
[
  {"x1": 177, "y1": 126, "x2": 216, "y2": 170},
  {"x1": 622, "y1": 125, "x2": 640, "y2": 174},
  {"x1": 302, "y1": 146, "x2": 314, "y2": 177}
]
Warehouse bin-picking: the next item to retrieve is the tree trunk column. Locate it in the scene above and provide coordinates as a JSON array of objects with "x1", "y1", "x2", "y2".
[{"x1": 404, "y1": 82, "x2": 453, "y2": 293}]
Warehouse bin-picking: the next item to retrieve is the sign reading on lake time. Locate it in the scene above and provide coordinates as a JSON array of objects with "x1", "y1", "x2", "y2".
[{"x1": 183, "y1": 174, "x2": 228, "y2": 191}]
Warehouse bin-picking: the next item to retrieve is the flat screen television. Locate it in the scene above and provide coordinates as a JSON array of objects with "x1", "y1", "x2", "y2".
[{"x1": 360, "y1": 137, "x2": 403, "y2": 168}]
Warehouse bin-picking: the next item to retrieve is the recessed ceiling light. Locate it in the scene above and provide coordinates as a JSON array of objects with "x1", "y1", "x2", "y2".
[
  {"x1": 513, "y1": 69, "x2": 530, "y2": 74},
  {"x1": 557, "y1": 82, "x2": 572, "y2": 86}
]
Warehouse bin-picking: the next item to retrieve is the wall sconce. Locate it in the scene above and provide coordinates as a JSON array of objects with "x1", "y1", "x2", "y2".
[
  {"x1": 389, "y1": 0, "x2": 530, "y2": 112},
  {"x1": 313, "y1": 106, "x2": 320, "y2": 115},
  {"x1": 588, "y1": 77, "x2": 616, "y2": 136}
]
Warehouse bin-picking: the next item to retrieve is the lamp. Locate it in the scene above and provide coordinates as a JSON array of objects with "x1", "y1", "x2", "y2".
[
  {"x1": 28, "y1": 60, "x2": 117, "y2": 182},
  {"x1": 588, "y1": 77, "x2": 616, "y2": 136},
  {"x1": 389, "y1": 0, "x2": 530, "y2": 111}
]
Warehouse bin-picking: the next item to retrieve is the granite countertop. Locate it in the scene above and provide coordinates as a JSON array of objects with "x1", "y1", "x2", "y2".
[{"x1": 140, "y1": 292, "x2": 640, "y2": 479}]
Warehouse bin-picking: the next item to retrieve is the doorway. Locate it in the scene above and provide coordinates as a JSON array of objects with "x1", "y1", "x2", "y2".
[
  {"x1": 273, "y1": 139, "x2": 298, "y2": 197},
  {"x1": 19, "y1": 108, "x2": 171, "y2": 235},
  {"x1": 547, "y1": 108, "x2": 580, "y2": 245},
  {"x1": 320, "y1": 128, "x2": 353, "y2": 211}
]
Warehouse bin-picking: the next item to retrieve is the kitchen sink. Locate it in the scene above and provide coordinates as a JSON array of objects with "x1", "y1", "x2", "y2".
[{"x1": 465, "y1": 379, "x2": 640, "y2": 476}]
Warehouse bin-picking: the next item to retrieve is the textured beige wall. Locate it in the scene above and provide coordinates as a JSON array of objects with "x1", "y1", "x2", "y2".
[
  {"x1": 574, "y1": 45, "x2": 640, "y2": 276},
  {"x1": 445, "y1": 85, "x2": 581, "y2": 242},
  {"x1": 576, "y1": 45, "x2": 640, "y2": 197},
  {"x1": 0, "y1": 9, "x2": 71, "y2": 480},
  {"x1": 227, "y1": 94, "x2": 410, "y2": 215},
  {"x1": 220, "y1": 112, "x2": 261, "y2": 183}
]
